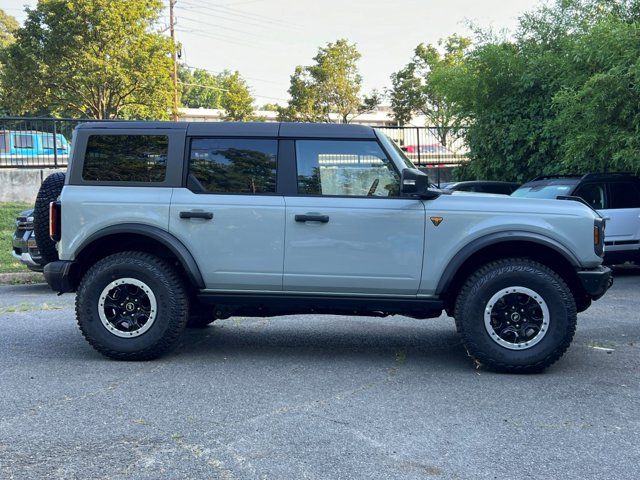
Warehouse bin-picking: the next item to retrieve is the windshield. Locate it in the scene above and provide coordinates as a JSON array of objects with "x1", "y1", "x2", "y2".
[
  {"x1": 375, "y1": 129, "x2": 416, "y2": 169},
  {"x1": 511, "y1": 182, "x2": 576, "y2": 199}
]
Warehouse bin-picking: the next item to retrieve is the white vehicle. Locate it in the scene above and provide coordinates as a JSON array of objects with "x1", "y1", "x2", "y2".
[{"x1": 513, "y1": 173, "x2": 640, "y2": 265}]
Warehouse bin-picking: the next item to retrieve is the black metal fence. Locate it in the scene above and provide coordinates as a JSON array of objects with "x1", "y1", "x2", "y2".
[{"x1": 0, "y1": 118, "x2": 468, "y2": 179}]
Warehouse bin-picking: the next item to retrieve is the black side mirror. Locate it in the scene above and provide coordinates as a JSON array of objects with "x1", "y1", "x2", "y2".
[{"x1": 401, "y1": 168, "x2": 440, "y2": 199}]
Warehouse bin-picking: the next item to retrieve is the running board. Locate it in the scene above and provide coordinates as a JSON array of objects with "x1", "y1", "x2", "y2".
[{"x1": 196, "y1": 292, "x2": 444, "y2": 319}]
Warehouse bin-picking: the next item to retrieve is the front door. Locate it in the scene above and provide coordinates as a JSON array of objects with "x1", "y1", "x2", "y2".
[
  {"x1": 170, "y1": 137, "x2": 285, "y2": 291},
  {"x1": 604, "y1": 181, "x2": 640, "y2": 242},
  {"x1": 283, "y1": 139, "x2": 425, "y2": 295}
]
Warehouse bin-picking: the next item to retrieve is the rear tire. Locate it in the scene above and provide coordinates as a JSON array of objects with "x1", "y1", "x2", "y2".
[
  {"x1": 33, "y1": 172, "x2": 66, "y2": 264},
  {"x1": 454, "y1": 258, "x2": 577, "y2": 373},
  {"x1": 75, "y1": 251, "x2": 188, "y2": 360}
]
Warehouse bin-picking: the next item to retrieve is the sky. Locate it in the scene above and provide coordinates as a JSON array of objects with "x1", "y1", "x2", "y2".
[{"x1": 3, "y1": 0, "x2": 543, "y2": 105}]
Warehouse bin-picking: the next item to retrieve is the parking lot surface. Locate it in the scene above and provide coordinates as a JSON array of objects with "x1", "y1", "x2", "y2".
[{"x1": 0, "y1": 269, "x2": 638, "y2": 479}]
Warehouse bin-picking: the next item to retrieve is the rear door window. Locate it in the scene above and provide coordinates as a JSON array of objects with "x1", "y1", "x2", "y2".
[
  {"x1": 574, "y1": 183, "x2": 606, "y2": 209},
  {"x1": 188, "y1": 138, "x2": 277, "y2": 194},
  {"x1": 82, "y1": 135, "x2": 168, "y2": 182},
  {"x1": 608, "y1": 182, "x2": 640, "y2": 209}
]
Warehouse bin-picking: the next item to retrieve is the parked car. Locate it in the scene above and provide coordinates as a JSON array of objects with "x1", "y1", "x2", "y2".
[
  {"x1": 0, "y1": 130, "x2": 70, "y2": 166},
  {"x1": 11, "y1": 208, "x2": 45, "y2": 272},
  {"x1": 443, "y1": 181, "x2": 521, "y2": 195},
  {"x1": 36, "y1": 121, "x2": 610, "y2": 372},
  {"x1": 512, "y1": 173, "x2": 640, "y2": 265}
]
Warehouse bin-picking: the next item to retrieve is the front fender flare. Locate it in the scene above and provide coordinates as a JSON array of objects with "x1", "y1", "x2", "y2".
[{"x1": 435, "y1": 231, "x2": 580, "y2": 296}]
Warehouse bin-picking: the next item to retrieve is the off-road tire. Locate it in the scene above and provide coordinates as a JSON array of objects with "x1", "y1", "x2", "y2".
[
  {"x1": 76, "y1": 251, "x2": 189, "y2": 360},
  {"x1": 454, "y1": 258, "x2": 577, "y2": 373},
  {"x1": 33, "y1": 171, "x2": 66, "y2": 264}
]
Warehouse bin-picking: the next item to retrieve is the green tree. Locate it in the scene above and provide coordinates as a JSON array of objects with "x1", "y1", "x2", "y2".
[
  {"x1": 260, "y1": 103, "x2": 280, "y2": 111},
  {"x1": 0, "y1": 0, "x2": 173, "y2": 119},
  {"x1": 0, "y1": 8, "x2": 19, "y2": 115},
  {"x1": 390, "y1": 35, "x2": 471, "y2": 148},
  {"x1": 220, "y1": 71, "x2": 255, "y2": 121},
  {"x1": 0, "y1": 8, "x2": 19, "y2": 48},
  {"x1": 439, "y1": 0, "x2": 640, "y2": 181},
  {"x1": 279, "y1": 39, "x2": 379, "y2": 123},
  {"x1": 178, "y1": 65, "x2": 224, "y2": 109}
]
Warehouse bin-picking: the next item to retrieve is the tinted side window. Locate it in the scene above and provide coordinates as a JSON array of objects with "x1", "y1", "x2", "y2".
[
  {"x1": 14, "y1": 134, "x2": 33, "y2": 149},
  {"x1": 83, "y1": 135, "x2": 168, "y2": 182},
  {"x1": 296, "y1": 140, "x2": 399, "y2": 197},
  {"x1": 574, "y1": 183, "x2": 606, "y2": 209},
  {"x1": 188, "y1": 138, "x2": 277, "y2": 194},
  {"x1": 608, "y1": 182, "x2": 640, "y2": 209}
]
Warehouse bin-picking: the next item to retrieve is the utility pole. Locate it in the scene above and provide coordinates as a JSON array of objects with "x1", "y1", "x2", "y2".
[{"x1": 169, "y1": 0, "x2": 179, "y2": 121}]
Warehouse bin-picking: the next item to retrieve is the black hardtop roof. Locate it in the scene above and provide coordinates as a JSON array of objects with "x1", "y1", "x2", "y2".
[{"x1": 75, "y1": 121, "x2": 377, "y2": 139}]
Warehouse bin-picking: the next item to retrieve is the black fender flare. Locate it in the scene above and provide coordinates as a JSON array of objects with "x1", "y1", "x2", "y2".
[
  {"x1": 435, "y1": 231, "x2": 580, "y2": 295},
  {"x1": 75, "y1": 223, "x2": 205, "y2": 289}
]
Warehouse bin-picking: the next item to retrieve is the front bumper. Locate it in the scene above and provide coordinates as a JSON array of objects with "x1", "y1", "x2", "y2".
[
  {"x1": 12, "y1": 229, "x2": 44, "y2": 271},
  {"x1": 577, "y1": 266, "x2": 613, "y2": 301},
  {"x1": 43, "y1": 260, "x2": 77, "y2": 293}
]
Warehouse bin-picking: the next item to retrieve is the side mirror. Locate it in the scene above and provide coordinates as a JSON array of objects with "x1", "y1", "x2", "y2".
[{"x1": 401, "y1": 168, "x2": 440, "y2": 199}]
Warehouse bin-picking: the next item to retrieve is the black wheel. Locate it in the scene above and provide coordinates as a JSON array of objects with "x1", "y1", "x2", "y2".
[
  {"x1": 75, "y1": 251, "x2": 189, "y2": 360},
  {"x1": 187, "y1": 302, "x2": 215, "y2": 328},
  {"x1": 33, "y1": 172, "x2": 65, "y2": 264},
  {"x1": 454, "y1": 258, "x2": 577, "y2": 373}
]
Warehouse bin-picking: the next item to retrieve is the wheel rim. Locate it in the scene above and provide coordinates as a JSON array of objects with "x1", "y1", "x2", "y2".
[
  {"x1": 484, "y1": 286, "x2": 550, "y2": 350},
  {"x1": 98, "y1": 278, "x2": 157, "y2": 338}
]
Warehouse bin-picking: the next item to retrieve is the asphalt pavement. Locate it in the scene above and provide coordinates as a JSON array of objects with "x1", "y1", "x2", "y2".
[{"x1": 0, "y1": 269, "x2": 638, "y2": 479}]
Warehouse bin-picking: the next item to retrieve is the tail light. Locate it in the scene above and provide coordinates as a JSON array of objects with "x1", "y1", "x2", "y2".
[{"x1": 49, "y1": 201, "x2": 61, "y2": 242}]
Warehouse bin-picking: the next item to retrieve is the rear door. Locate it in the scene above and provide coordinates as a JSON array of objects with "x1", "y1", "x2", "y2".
[
  {"x1": 169, "y1": 137, "x2": 285, "y2": 291},
  {"x1": 283, "y1": 138, "x2": 425, "y2": 295},
  {"x1": 604, "y1": 181, "x2": 640, "y2": 242}
]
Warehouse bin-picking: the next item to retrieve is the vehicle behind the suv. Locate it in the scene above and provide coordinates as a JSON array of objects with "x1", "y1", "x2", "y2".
[{"x1": 513, "y1": 174, "x2": 640, "y2": 265}]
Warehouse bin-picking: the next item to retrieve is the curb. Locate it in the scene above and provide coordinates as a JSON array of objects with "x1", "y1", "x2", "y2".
[{"x1": 0, "y1": 271, "x2": 45, "y2": 285}]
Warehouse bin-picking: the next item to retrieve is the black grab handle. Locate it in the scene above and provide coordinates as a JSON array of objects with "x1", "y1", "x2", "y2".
[
  {"x1": 180, "y1": 211, "x2": 213, "y2": 220},
  {"x1": 295, "y1": 214, "x2": 329, "y2": 223}
]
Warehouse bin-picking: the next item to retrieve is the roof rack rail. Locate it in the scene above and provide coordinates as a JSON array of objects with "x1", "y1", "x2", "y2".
[
  {"x1": 530, "y1": 174, "x2": 582, "y2": 181},
  {"x1": 582, "y1": 172, "x2": 634, "y2": 179}
]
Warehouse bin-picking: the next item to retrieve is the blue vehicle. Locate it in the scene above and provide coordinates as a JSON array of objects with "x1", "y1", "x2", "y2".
[{"x1": 0, "y1": 130, "x2": 70, "y2": 165}]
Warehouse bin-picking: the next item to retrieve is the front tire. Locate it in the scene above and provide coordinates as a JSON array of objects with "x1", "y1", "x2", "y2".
[
  {"x1": 76, "y1": 252, "x2": 188, "y2": 360},
  {"x1": 454, "y1": 258, "x2": 577, "y2": 373}
]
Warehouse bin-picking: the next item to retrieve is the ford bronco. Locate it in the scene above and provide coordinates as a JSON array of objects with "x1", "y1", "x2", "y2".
[{"x1": 38, "y1": 122, "x2": 611, "y2": 371}]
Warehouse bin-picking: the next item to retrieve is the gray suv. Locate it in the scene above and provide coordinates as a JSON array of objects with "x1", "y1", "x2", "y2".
[{"x1": 40, "y1": 122, "x2": 611, "y2": 372}]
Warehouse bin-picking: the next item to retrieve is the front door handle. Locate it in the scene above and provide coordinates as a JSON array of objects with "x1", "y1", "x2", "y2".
[
  {"x1": 295, "y1": 214, "x2": 329, "y2": 223},
  {"x1": 180, "y1": 211, "x2": 213, "y2": 220}
]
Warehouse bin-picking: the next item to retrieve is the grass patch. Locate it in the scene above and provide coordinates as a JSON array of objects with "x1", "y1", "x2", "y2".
[{"x1": 0, "y1": 202, "x2": 32, "y2": 273}]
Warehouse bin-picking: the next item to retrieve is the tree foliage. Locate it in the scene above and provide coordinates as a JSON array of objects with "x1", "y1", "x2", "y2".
[
  {"x1": 220, "y1": 71, "x2": 255, "y2": 121},
  {"x1": 0, "y1": 8, "x2": 19, "y2": 49},
  {"x1": 436, "y1": 0, "x2": 640, "y2": 181},
  {"x1": 0, "y1": 0, "x2": 173, "y2": 119},
  {"x1": 278, "y1": 39, "x2": 380, "y2": 123},
  {"x1": 178, "y1": 66, "x2": 255, "y2": 121},
  {"x1": 390, "y1": 35, "x2": 471, "y2": 148},
  {"x1": 178, "y1": 65, "x2": 224, "y2": 109}
]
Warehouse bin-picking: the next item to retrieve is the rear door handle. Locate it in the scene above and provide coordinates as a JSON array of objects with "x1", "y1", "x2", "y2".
[
  {"x1": 295, "y1": 214, "x2": 329, "y2": 223},
  {"x1": 180, "y1": 211, "x2": 213, "y2": 220}
]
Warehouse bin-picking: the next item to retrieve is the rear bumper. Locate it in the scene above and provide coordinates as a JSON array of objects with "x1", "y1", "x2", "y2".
[
  {"x1": 577, "y1": 266, "x2": 613, "y2": 301},
  {"x1": 43, "y1": 260, "x2": 77, "y2": 293}
]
